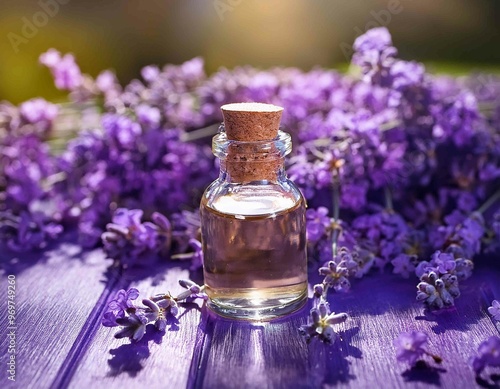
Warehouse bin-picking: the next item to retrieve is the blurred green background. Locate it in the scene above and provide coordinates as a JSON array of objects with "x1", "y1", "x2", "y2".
[{"x1": 1, "y1": 0, "x2": 499, "y2": 104}]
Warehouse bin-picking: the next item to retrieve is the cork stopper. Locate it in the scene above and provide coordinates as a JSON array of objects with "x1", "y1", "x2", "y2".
[
  {"x1": 221, "y1": 103, "x2": 283, "y2": 141},
  {"x1": 220, "y1": 103, "x2": 285, "y2": 182}
]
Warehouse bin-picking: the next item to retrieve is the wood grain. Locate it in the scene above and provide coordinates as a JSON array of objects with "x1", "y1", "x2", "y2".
[
  {"x1": 0, "y1": 238, "x2": 112, "y2": 389},
  {"x1": 68, "y1": 261, "x2": 205, "y2": 389}
]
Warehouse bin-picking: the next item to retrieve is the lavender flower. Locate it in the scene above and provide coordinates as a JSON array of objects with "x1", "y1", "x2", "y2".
[
  {"x1": 102, "y1": 288, "x2": 139, "y2": 327},
  {"x1": 391, "y1": 253, "x2": 416, "y2": 279},
  {"x1": 188, "y1": 239, "x2": 204, "y2": 271},
  {"x1": 114, "y1": 312, "x2": 149, "y2": 341},
  {"x1": 102, "y1": 208, "x2": 171, "y2": 267},
  {"x1": 416, "y1": 271, "x2": 460, "y2": 309},
  {"x1": 142, "y1": 298, "x2": 167, "y2": 331},
  {"x1": 470, "y1": 336, "x2": 500, "y2": 375},
  {"x1": 177, "y1": 279, "x2": 208, "y2": 302},
  {"x1": 488, "y1": 300, "x2": 500, "y2": 321},
  {"x1": 39, "y1": 49, "x2": 83, "y2": 91},
  {"x1": 19, "y1": 98, "x2": 58, "y2": 132},
  {"x1": 394, "y1": 331, "x2": 428, "y2": 366},
  {"x1": 104, "y1": 281, "x2": 207, "y2": 342},
  {"x1": 0, "y1": 211, "x2": 62, "y2": 252},
  {"x1": 318, "y1": 247, "x2": 357, "y2": 292},
  {"x1": 150, "y1": 293, "x2": 179, "y2": 317},
  {"x1": 306, "y1": 207, "x2": 331, "y2": 243},
  {"x1": 352, "y1": 27, "x2": 397, "y2": 87},
  {"x1": 394, "y1": 331, "x2": 442, "y2": 366},
  {"x1": 298, "y1": 301, "x2": 348, "y2": 343}
]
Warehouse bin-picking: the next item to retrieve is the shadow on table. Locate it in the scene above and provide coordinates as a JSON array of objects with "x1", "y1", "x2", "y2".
[
  {"x1": 329, "y1": 273, "x2": 418, "y2": 317},
  {"x1": 107, "y1": 325, "x2": 165, "y2": 377},
  {"x1": 309, "y1": 325, "x2": 362, "y2": 387},
  {"x1": 476, "y1": 373, "x2": 500, "y2": 388},
  {"x1": 414, "y1": 298, "x2": 483, "y2": 335},
  {"x1": 401, "y1": 361, "x2": 447, "y2": 386}
]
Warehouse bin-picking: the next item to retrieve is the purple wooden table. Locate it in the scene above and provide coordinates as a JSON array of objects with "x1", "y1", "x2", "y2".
[{"x1": 1, "y1": 234, "x2": 499, "y2": 389}]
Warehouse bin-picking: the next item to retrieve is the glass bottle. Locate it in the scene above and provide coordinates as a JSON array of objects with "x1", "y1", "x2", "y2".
[{"x1": 200, "y1": 103, "x2": 307, "y2": 320}]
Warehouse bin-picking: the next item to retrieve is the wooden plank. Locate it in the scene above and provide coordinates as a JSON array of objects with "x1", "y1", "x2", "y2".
[
  {"x1": 68, "y1": 261, "x2": 205, "y2": 389},
  {"x1": 197, "y1": 266, "x2": 500, "y2": 389},
  {"x1": 0, "y1": 236, "x2": 113, "y2": 389}
]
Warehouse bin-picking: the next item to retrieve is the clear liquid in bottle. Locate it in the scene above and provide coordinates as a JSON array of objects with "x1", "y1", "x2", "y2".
[{"x1": 200, "y1": 186, "x2": 307, "y2": 320}]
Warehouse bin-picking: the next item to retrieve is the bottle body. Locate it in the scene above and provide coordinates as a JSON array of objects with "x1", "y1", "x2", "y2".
[{"x1": 200, "y1": 129, "x2": 308, "y2": 320}]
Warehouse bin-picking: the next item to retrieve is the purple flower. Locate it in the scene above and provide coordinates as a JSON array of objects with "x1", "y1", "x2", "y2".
[
  {"x1": 390, "y1": 61, "x2": 425, "y2": 92},
  {"x1": 177, "y1": 279, "x2": 208, "y2": 302},
  {"x1": 142, "y1": 298, "x2": 167, "y2": 331},
  {"x1": 101, "y1": 114, "x2": 141, "y2": 149},
  {"x1": 393, "y1": 331, "x2": 428, "y2": 366},
  {"x1": 141, "y1": 65, "x2": 160, "y2": 83},
  {"x1": 188, "y1": 239, "x2": 204, "y2": 271},
  {"x1": 432, "y1": 92, "x2": 478, "y2": 147},
  {"x1": 430, "y1": 251, "x2": 456, "y2": 274},
  {"x1": 39, "y1": 48, "x2": 60, "y2": 67},
  {"x1": 0, "y1": 211, "x2": 62, "y2": 252},
  {"x1": 318, "y1": 247, "x2": 357, "y2": 292},
  {"x1": 39, "y1": 49, "x2": 82, "y2": 91},
  {"x1": 352, "y1": 27, "x2": 397, "y2": 87},
  {"x1": 488, "y1": 300, "x2": 500, "y2": 321},
  {"x1": 298, "y1": 300, "x2": 348, "y2": 343},
  {"x1": 470, "y1": 336, "x2": 500, "y2": 375},
  {"x1": 340, "y1": 183, "x2": 369, "y2": 211},
  {"x1": 306, "y1": 207, "x2": 331, "y2": 243},
  {"x1": 416, "y1": 271, "x2": 460, "y2": 309},
  {"x1": 114, "y1": 312, "x2": 149, "y2": 341},
  {"x1": 95, "y1": 70, "x2": 119, "y2": 94},
  {"x1": 353, "y1": 27, "x2": 393, "y2": 54},
  {"x1": 391, "y1": 253, "x2": 415, "y2": 279},
  {"x1": 150, "y1": 293, "x2": 179, "y2": 317},
  {"x1": 136, "y1": 104, "x2": 161, "y2": 128},
  {"x1": 102, "y1": 288, "x2": 139, "y2": 327},
  {"x1": 456, "y1": 214, "x2": 485, "y2": 256},
  {"x1": 19, "y1": 98, "x2": 58, "y2": 130},
  {"x1": 101, "y1": 209, "x2": 174, "y2": 266}
]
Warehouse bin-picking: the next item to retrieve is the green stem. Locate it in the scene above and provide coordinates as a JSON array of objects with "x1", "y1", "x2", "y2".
[
  {"x1": 384, "y1": 186, "x2": 393, "y2": 211},
  {"x1": 331, "y1": 170, "x2": 340, "y2": 258},
  {"x1": 475, "y1": 187, "x2": 500, "y2": 214},
  {"x1": 171, "y1": 253, "x2": 194, "y2": 260},
  {"x1": 180, "y1": 123, "x2": 219, "y2": 142}
]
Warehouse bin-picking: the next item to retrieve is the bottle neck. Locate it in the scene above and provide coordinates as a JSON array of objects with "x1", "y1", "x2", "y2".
[
  {"x1": 213, "y1": 128, "x2": 292, "y2": 184},
  {"x1": 219, "y1": 156, "x2": 286, "y2": 183}
]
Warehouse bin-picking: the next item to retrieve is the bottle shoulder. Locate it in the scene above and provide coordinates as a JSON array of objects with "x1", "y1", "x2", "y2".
[{"x1": 202, "y1": 178, "x2": 305, "y2": 216}]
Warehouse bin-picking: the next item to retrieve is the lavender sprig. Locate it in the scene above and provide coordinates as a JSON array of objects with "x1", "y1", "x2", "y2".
[
  {"x1": 298, "y1": 287, "x2": 348, "y2": 344},
  {"x1": 102, "y1": 281, "x2": 207, "y2": 342}
]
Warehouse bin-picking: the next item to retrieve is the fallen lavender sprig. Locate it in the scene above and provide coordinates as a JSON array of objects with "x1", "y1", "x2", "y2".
[
  {"x1": 102, "y1": 280, "x2": 207, "y2": 342},
  {"x1": 393, "y1": 331, "x2": 442, "y2": 367}
]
